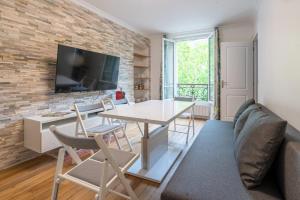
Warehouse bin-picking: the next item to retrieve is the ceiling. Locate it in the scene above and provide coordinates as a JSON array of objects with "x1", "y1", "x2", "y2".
[{"x1": 82, "y1": 0, "x2": 258, "y2": 35}]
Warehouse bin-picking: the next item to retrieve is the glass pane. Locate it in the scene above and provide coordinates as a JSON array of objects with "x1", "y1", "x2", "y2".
[
  {"x1": 176, "y1": 39, "x2": 209, "y2": 101},
  {"x1": 163, "y1": 39, "x2": 175, "y2": 99}
]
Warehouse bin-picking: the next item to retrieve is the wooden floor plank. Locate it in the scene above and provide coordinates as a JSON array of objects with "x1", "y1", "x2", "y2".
[{"x1": 0, "y1": 119, "x2": 205, "y2": 200}]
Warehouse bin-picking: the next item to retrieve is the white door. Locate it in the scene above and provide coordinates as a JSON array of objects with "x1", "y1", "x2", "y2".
[{"x1": 221, "y1": 42, "x2": 253, "y2": 121}]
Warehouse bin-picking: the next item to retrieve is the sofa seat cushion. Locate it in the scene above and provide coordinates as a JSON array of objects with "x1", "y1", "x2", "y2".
[{"x1": 161, "y1": 120, "x2": 283, "y2": 200}]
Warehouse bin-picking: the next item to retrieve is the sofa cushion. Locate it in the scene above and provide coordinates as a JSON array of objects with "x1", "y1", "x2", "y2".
[
  {"x1": 161, "y1": 120, "x2": 283, "y2": 200},
  {"x1": 234, "y1": 110, "x2": 287, "y2": 189},
  {"x1": 233, "y1": 99, "x2": 255, "y2": 128},
  {"x1": 234, "y1": 104, "x2": 261, "y2": 141}
]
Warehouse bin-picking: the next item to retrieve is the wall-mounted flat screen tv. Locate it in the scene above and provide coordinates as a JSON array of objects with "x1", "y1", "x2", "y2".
[{"x1": 55, "y1": 45, "x2": 120, "y2": 93}]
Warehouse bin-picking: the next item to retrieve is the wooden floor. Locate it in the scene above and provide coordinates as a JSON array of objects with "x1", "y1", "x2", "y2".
[{"x1": 0, "y1": 119, "x2": 205, "y2": 200}]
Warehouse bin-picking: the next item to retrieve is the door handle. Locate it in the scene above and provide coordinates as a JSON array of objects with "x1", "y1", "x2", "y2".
[
  {"x1": 222, "y1": 80, "x2": 225, "y2": 88},
  {"x1": 221, "y1": 80, "x2": 231, "y2": 88}
]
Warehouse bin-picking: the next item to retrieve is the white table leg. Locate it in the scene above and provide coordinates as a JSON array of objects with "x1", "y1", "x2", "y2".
[
  {"x1": 126, "y1": 124, "x2": 182, "y2": 183},
  {"x1": 141, "y1": 123, "x2": 149, "y2": 169}
]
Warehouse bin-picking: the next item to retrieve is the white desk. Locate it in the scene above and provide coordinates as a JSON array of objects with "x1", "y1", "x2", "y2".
[{"x1": 99, "y1": 100, "x2": 195, "y2": 183}]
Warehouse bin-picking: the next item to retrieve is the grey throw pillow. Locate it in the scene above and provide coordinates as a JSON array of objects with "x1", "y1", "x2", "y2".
[
  {"x1": 233, "y1": 104, "x2": 261, "y2": 141},
  {"x1": 234, "y1": 110, "x2": 287, "y2": 189},
  {"x1": 233, "y1": 99, "x2": 255, "y2": 128}
]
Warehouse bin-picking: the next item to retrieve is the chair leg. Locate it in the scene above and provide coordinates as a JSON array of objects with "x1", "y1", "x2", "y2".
[
  {"x1": 99, "y1": 160, "x2": 108, "y2": 200},
  {"x1": 51, "y1": 180, "x2": 60, "y2": 200},
  {"x1": 117, "y1": 172, "x2": 138, "y2": 200},
  {"x1": 186, "y1": 118, "x2": 192, "y2": 144},
  {"x1": 75, "y1": 121, "x2": 79, "y2": 137},
  {"x1": 187, "y1": 117, "x2": 192, "y2": 133},
  {"x1": 122, "y1": 127, "x2": 133, "y2": 152},
  {"x1": 186, "y1": 117, "x2": 192, "y2": 144},
  {"x1": 113, "y1": 132, "x2": 122, "y2": 150},
  {"x1": 108, "y1": 134, "x2": 112, "y2": 146},
  {"x1": 137, "y1": 122, "x2": 143, "y2": 136},
  {"x1": 90, "y1": 149, "x2": 94, "y2": 155},
  {"x1": 192, "y1": 106, "x2": 195, "y2": 137},
  {"x1": 124, "y1": 122, "x2": 128, "y2": 131},
  {"x1": 51, "y1": 148, "x2": 65, "y2": 200},
  {"x1": 65, "y1": 146, "x2": 82, "y2": 165},
  {"x1": 186, "y1": 131, "x2": 190, "y2": 144},
  {"x1": 174, "y1": 119, "x2": 176, "y2": 131}
]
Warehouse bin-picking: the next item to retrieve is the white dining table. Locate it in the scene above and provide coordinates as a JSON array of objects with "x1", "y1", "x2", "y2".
[{"x1": 99, "y1": 99, "x2": 195, "y2": 183}]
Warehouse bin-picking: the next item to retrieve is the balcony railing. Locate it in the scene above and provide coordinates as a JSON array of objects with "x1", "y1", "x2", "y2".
[{"x1": 177, "y1": 83, "x2": 209, "y2": 101}]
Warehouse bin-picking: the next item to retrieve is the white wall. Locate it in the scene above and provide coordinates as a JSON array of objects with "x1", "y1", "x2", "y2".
[
  {"x1": 219, "y1": 23, "x2": 256, "y2": 42},
  {"x1": 149, "y1": 34, "x2": 163, "y2": 100},
  {"x1": 257, "y1": 0, "x2": 300, "y2": 130}
]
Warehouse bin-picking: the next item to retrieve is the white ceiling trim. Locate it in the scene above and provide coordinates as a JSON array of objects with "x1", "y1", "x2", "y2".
[{"x1": 70, "y1": 0, "x2": 145, "y2": 35}]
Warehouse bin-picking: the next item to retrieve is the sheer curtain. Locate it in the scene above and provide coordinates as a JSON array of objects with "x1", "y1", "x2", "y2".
[{"x1": 213, "y1": 28, "x2": 221, "y2": 119}]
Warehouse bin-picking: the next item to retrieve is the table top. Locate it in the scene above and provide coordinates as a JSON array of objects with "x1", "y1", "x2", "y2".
[{"x1": 99, "y1": 100, "x2": 195, "y2": 125}]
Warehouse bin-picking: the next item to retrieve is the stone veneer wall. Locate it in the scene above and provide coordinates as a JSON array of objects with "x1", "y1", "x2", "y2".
[{"x1": 0, "y1": 0, "x2": 150, "y2": 169}]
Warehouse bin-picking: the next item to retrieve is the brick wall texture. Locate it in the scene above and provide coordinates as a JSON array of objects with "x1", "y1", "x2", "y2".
[{"x1": 0, "y1": 0, "x2": 150, "y2": 169}]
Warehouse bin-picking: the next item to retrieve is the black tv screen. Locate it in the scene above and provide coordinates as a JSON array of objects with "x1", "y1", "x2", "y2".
[{"x1": 55, "y1": 45, "x2": 120, "y2": 93}]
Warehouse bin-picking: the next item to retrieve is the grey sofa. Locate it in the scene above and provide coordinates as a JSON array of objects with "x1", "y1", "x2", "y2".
[{"x1": 161, "y1": 105, "x2": 300, "y2": 200}]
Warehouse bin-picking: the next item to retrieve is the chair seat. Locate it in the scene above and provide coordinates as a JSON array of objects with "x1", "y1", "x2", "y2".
[
  {"x1": 66, "y1": 149, "x2": 137, "y2": 187},
  {"x1": 179, "y1": 112, "x2": 192, "y2": 118},
  {"x1": 91, "y1": 148, "x2": 136, "y2": 167},
  {"x1": 86, "y1": 124, "x2": 122, "y2": 135},
  {"x1": 111, "y1": 120, "x2": 127, "y2": 127},
  {"x1": 67, "y1": 159, "x2": 116, "y2": 187}
]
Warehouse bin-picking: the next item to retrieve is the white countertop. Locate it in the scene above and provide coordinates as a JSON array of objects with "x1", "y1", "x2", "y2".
[
  {"x1": 24, "y1": 109, "x2": 101, "y2": 124},
  {"x1": 99, "y1": 100, "x2": 195, "y2": 125},
  {"x1": 24, "y1": 103, "x2": 131, "y2": 124}
]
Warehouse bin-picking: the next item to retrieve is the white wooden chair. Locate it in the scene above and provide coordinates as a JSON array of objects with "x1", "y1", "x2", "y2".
[
  {"x1": 173, "y1": 96, "x2": 195, "y2": 144},
  {"x1": 74, "y1": 101, "x2": 133, "y2": 151},
  {"x1": 106, "y1": 97, "x2": 143, "y2": 136},
  {"x1": 50, "y1": 125, "x2": 139, "y2": 200}
]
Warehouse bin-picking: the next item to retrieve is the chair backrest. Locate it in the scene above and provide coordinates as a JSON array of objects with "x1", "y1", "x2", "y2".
[
  {"x1": 174, "y1": 96, "x2": 194, "y2": 102},
  {"x1": 50, "y1": 125, "x2": 124, "y2": 170},
  {"x1": 50, "y1": 125, "x2": 99, "y2": 150},
  {"x1": 124, "y1": 97, "x2": 131, "y2": 105},
  {"x1": 102, "y1": 98, "x2": 116, "y2": 111},
  {"x1": 76, "y1": 103, "x2": 104, "y2": 112},
  {"x1": 74, "y1": 102, "x2": 106, "y2": 137},
  {"x1": 112, "y1": 96, "x2": 132, "y2": 106}
]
